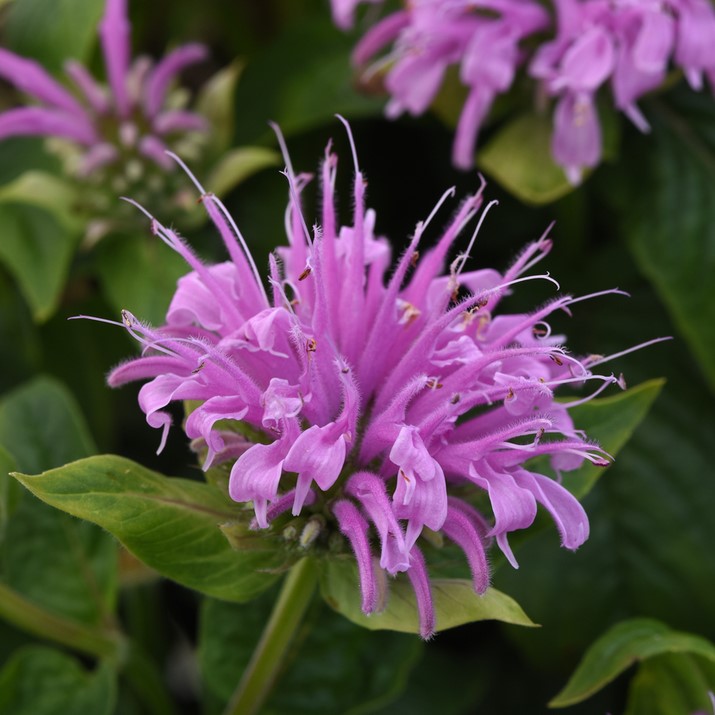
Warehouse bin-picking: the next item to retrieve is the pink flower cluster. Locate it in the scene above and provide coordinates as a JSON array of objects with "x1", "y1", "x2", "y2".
[
  {"x1": 334, "y1": 0, "x2": 715, "y2": 183},
  {"x1": 0, "y1": 0, "x2": 207, "y2": 178},
  {"x1": 105, "y1": 124, "x2": 629, "y2": 637}
]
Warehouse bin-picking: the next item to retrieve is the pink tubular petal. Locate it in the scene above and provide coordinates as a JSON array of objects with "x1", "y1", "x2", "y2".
[
  {"x1": 65, "y1": 60, "x2": 110, "y2": 114},
  {"x1": 78, "y1": 143, "x2": 119, "y2": 176},
  {"x1": 452, "y1": 85, "x2": 493, "y2": 170},
  {"x1": 0, "y1": 48, "x2": 87, "y2": 116},
  {"x1": 153, "y1": 109, "x2": 208, "y2": 135},
  {"x1": 353, "y1": 10, "x2": 410, "y2": 65},
  {"x1": 333, "y1": 499, "x2": 378, "y2": 614},
  {"x1": 0, "y1": 107, "x2": 96, "y2": 144},
  {"x1": 138, "y1": 135, "x2": 174, "y2": 170},
  {"x1": 552, "y1": 92, "x2": 602, "y2": 184},
  {"x1": 143, "y1": 44, "x2": 208, "y2": 118},
  {"x1": 512, "y1": 468, "x2": 589, "y2": 549},
  {"x1": 346, "y1": 471, "x2": 409, "y2": 574},
  {"x1": 406, "y1": 546, "x2": 435, "y2": 640},
  {"x1": 99, "y1": 0, "x2": 132, "y2": 117},
  {"x1": 441, "y1": 503, "x2": 490, "y2": 594}
]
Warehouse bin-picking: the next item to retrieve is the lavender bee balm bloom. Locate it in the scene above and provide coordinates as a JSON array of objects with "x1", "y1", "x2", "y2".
[{"x1": 107, "y1": 123, "x2": 628, "y2": 638}]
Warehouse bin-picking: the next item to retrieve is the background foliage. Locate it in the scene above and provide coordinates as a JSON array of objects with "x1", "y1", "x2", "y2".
[{"x1": 0, "y1": 0, "x2": 714, "y2": 713}]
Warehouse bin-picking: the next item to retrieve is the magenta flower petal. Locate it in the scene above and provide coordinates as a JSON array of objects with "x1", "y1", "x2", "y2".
[
  {"x1": 143, "y1": 44, "x2": 208, "y2": 118},
  {"x1": 552, "y1": 92, "x2": 602, "y2": 184},
  {"x1": 99, "y1": 0, "x2": 132, "y2": 117},
  {"x1": 104, "y1": 128, "x2": 644, "y2": 636},
  {"x1": 0, "y1": 106, "x2": 96, "y2": 144}
]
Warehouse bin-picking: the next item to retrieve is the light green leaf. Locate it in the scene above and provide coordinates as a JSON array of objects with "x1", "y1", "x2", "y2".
[
  {"x1": 560, "y1": 379, "x2": 665, "y2": 498},
  {"x1": 320, "y1": 560, "x2": 536, "y2": 636},
  {"x1": 0, "y1": 646, "x2": 116, "y2": 715},
  {"x1": 551, "y1": 618, "x2": 715, "y2": 707},
  {"x1": 11, "y1": 455, "x2": 284, "y2": 602},
  {"x1": 0, "y1": 171, "x2": 81, "y2": 232},
  {"x1": 0, "y1": 203, "x2": 80, "y2": 322},
  {"x1": 4, "y1": 0, "x2": 105, "y2": 72},
  {"x1": 95, "y1": 233, "x2": 188, "y2": 326},
  {"x1": 200, "y1": 592, "x2": 421, "y2": 715},
  {"x1": 206, "y1": 147, "x2": 280, "y2": 199},
  {"x1": 626, "y1": 653, "x2": 715, "y2": 715},
  {"x1": 623, "y1": 90, "x2": 715, "y2": 391},
  {"x1": 196, "y1": 60, "x2": 244, "y2": 154},
  {"x1": 478, "y1": 114, "x2": 574, "y2": 206}
]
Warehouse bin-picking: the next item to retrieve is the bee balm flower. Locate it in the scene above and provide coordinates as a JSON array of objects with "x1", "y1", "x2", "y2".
[
  {"x1": 0, "y1": 0, "x2": 208, "y2": 189},
  {"x1": 105, "y1": 122, "x2": 629, "y2": 638}
]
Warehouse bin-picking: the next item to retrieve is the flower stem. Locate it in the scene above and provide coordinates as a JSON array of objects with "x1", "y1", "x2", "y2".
[
  {"x1": 223, "y1": 558, "x2": 318, "y2": 715},
  {"x1": 0, "y1": 581, "x2": 126, "y2": 661}
]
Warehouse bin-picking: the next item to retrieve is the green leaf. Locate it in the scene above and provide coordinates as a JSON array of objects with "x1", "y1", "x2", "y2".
[
  {"x1": 0, "y1": 172, "x2": 81, "y2": 232},
  {"x1": 0, "y1": 646, "x2": 116, "y2": 715},
  {"x1": 196, "y1": 60, "x2": 244, "y2": 155},
  {"x1": 0, "y1": 445, "x2": 19, "y2": 543},
  {"x1": 205, "y1": 147, "x2": 280, "y2": 199},
  {"x1": 0, "y1": 377, "x2": 117, "y2": 628},
  {"x1": 234, "y1": 15, "x2": 383, "y2": 144},
  {"x1": 199, "y1": 591, "x2": 421, "y2": 715},
  {"x1": 95, "y1": 233, "x2": 189, "y2": 326},
  {"x1": 320, "y1": 560, "x2": 536, "y2": 636},
  {"x1": 626, "y1": 653, "x2": 715, "y2": 715},
  {"x1": 622, "y1": 90, "x2": 715, "y2": 391},
  {"x1": 551, "y1": 618, "x2": 715, "y2": 707},
  {"x1": 560, "y1": 379, "x2": 665, "y2": 498},
  {"x1": 11, "y1": 454, "x2": 283, "y2": 602},
  {"x1": 4, "y1": 0, "x2": 105, "y2": 72},
  {"x1": 478, "y1": 114, "x2": 574, "y2": 206},
  {"x1": 0, "y1": 203, "x2": 80, "y2": 322},
  {"x1": 0, "y1": 376, "x2": 96, "y2": 474}
]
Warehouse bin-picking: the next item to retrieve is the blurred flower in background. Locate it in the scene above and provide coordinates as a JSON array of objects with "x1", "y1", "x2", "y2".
[{"x1": 334, "y1": 0, "x2": 715, "y2": 184}]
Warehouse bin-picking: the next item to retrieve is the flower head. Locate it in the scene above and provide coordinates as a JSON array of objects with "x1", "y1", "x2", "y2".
[
  {"x1": 0, "y1": 0, "x2": 208, "y2": 213},
  {"x1": 335, "y1": 0, "x2": 715, "y2": 183},
  {"x1": 106, "y1": 123, "x2": 632, "y2": 638}
]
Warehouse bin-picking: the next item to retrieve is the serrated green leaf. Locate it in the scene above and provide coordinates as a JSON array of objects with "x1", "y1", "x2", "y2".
[
  {"x1": 199, "y1": 592, "x2": 421, "y2": 715},
  {"x1": 206, "y1": 146, "x2": 280, "y2": 199},
  {"x1": 95, "y1": 233, "x2": 188, "y2": 326},
  {"x1": 0, "y1": 203, "x2": 80, "y2": 322},
  {"x1": 11, "y1": 454, "x2": 283, "y2": 602},
  {"x1": 478, "y1": 114, "x2": 574, "y2": 206},
  {"x1": 561, "y1": 379, "x2": 665, "y2": 498},
  {"x1": 4, "y1": 0, "x2": 105, "y2": 72},
  {"x1": 320, "y1": 560, "x2": 536, "y2": 635},
  {"x1": 626, "y1": 653, "x2": 715, "y2": 715},
  {"x1": 551, "y1": 618, "x2": 715, "y2": 707},
  {"x1": 623, "y1": 90, "x2": 715, "y2": 391},
  {"x1": 0, "y1": 646, "x2": 116, "y2": 715}
]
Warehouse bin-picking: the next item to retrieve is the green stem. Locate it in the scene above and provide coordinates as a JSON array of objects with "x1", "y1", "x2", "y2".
[
  {"x1": 223, "y1": 558, "x2": 318, "y2": 715},
  {"x1": 0, "y1": 581, "x2": 125, "y2": 662}
]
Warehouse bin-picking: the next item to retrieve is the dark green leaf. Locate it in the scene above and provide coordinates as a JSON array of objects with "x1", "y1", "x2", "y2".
[
  {"x1": 626, "y1": 653, "x2": 715, "y2": 715},
  {"x1": 0, "y1": 203, "x2": 80, "y2": 322},
  {"x1": 551, "y1": 618, "x2": 715, "y2": 707},
  {"x1": 95, "y1": 233, "x2": 189, "y2": 326},
  {"x1": 0, "y1": 376, "x2": 96, "y2": 474},
  {"x1": 623, "y1": 90, "x2": 715, "y2": 391},
  {"x1": 0, "y1": 646, "x2": 116, "y2": 715},
  {"x1": 234, "y1": 15, "x2": 383, "y2": 144},
  {"x1": 4, "y1": 0, "x2": 105, "y2": 72},
  {"x1": 0, "y1": 445, "x2": 19, "y2": 543},
  {"x1": 320, "y1": 560, "x2": 536, "y2": 636},
  {"x1": 12, "y1": 455, "x2": 283, "y2": 602},
  {"x1": 560, "y1": 379, "x2": 665, "y2": 498},
  {"x1": 478, "y1": 113, "x2": 574, "y2": 206},
  {"x1": 199, "y1": 590, "x2": 421, "y2": 715}
]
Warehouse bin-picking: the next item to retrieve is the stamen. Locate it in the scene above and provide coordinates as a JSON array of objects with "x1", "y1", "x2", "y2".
[
  {"x1": 586, "y1": 336, "x2": 672, "y2": 367},
  {"x1": 336, "y1": 114, "x2": 361, "y2": 176},
  {"x1": 453, "y1": 199, "x2": 499, "y2": 279}
]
